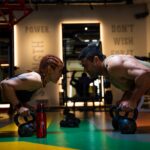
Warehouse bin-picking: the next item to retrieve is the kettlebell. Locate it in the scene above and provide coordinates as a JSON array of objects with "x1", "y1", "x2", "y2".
[
  {"x1": 118, "y1": 108, "x2": 138, "y2": 134},
  {"x1": 14, "y1": 112, "x2": 36, "y2": 137},
  {"x1": 60, "y1": 108, "x2": 80, "y2": 128},
  {"x1": 109, "y1": 105, "x2": 120, "y2": 130}
]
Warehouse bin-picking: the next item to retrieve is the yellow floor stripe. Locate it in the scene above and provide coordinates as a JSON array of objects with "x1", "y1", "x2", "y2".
[
  {"x1": 0, "y1": 114, "x2": 52, "y2": 132},
  {"x1": 0, "y1": 114, "x2": 77, "y2": 150},
  {"x1": 0, "y1": 122, "x2": 18, "y2": 132},
  {"x1": 0, "y1": 141, "x2": 77, "y2": 150}
]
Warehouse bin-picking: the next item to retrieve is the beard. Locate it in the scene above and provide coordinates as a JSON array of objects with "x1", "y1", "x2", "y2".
[{"x1": 89, "y1": 70, "x2": 99, "y2": 80}]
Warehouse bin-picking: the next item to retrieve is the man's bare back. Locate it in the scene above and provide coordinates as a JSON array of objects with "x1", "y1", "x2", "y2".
[
  {"x1": 104, "y1": 55, "x2": 150, "y2": 90},
  {"x1": 104, "y1": 54, "x2": 150, "y2": 109}
]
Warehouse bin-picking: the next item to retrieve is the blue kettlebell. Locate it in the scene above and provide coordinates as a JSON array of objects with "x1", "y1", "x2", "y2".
[{"x1": 118, "y1": 108, "x2": 138, "y2": 134}]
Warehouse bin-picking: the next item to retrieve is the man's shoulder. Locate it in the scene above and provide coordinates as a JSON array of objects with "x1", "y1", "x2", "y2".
[
  {"x1": 105, "y1": 55, "x2": 122, "y2": 64},
  {"x1": 106, "y1": 54, "x2": 134, "y2": 63},
  {"x1": 106, "y1": 54, "x2": 131, "y2": 59},
  {"x1": 104, "y1": 55, "x2": 127, "y2": 72}
]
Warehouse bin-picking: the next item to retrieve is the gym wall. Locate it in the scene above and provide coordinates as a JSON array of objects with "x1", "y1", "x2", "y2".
[{"x1": 14, "y1": 4, "x2": 149, "y2": 106}]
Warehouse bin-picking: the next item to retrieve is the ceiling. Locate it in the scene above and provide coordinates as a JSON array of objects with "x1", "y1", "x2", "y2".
[
  {"x1": 0, "y1": 0, "x2": 149, "y2": 5},
  {"x1": 0, "y1": 0, "x2": 149, "y2": 28}
]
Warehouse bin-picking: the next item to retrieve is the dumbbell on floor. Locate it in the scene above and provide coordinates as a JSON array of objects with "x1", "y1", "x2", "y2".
[{"x1": 60, "y1": 108, "x2": 80, "y2": 128}]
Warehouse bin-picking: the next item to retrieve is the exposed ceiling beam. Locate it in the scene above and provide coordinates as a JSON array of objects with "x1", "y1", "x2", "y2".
[
  {"x1": 0, "y1": 0, "x2": 131, "y2": 5},
  {"x1": 0, "y1": 0, "x2": 33, "y2": 28}
]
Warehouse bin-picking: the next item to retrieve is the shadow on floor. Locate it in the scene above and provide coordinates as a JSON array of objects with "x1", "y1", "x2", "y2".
[
  {"x1": 0, "y1": 131, "x2": 18, "y2": 137},
  {"x1": 137, "y1": 125, "x2": 150, "y2": 134}
]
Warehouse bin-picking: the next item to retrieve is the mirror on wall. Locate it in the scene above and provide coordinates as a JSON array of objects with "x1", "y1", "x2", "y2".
[
  {"x1": 61, "y1": 23, "x2": 101, "y2": 101},
  {"x1": 62, "y1": 23, "x2": 100, "y2": 61}
]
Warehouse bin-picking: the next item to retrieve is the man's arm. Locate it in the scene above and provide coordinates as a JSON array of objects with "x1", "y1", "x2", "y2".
[
  {"x1": 128, "y1": 70, "x2": 150, "y2": 107},
  {"x1": 120, "y1": 66, "x2": 150, "y2": 109}
]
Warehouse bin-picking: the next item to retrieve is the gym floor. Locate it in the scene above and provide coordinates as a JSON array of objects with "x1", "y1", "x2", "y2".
[{"x1": 0, "y1": 109, "x2": 150, "y2": 150}]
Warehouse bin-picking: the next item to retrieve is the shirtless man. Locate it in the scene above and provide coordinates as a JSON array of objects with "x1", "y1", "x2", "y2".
[
  {"x1": 79, "y1": 43, "x2": 150, "y2": 111},
  {"x1": 0, "y1": 55, "x2": 64, "y2": 115}
]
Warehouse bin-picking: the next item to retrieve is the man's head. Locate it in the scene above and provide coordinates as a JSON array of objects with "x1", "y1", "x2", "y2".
[
  {"x1": 39, "y1": 55, "x2": 64, "y2": 84},
  {"x1": 79, "y1": 42, "x2": 105, "y2": 61},
  {"x1": 79, "y1": 43, "x2": 105, "y2": 79}
]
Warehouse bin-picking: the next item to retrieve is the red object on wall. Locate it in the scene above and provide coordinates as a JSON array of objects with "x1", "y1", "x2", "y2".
[{"x1": 0, "y1": 0, "x2": 33, "y2": 28}]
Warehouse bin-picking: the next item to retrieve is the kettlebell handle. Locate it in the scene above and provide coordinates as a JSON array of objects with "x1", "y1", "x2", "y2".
[
  {"x1": 14, "y1": 112, "x2": 35, "y2": 126},
  {"x1": 115, "y1": 107, "x2": 138, "y2": 120},
  {"x1": 14, "y1": 113, "x2": 21, "y2": 126},
  {"x1": 132, "y1": 108, "x2": 138, "y2": 120},
  {"x1": 109, "y1": 105, "x2": 117, "y2": 118}
]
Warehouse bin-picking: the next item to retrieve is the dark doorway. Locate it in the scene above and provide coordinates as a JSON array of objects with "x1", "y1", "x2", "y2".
[{"x1": 62, "y1": 23, "x2": 100, "y2": 102}]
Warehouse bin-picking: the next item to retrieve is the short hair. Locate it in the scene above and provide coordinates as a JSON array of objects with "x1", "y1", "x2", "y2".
[
  {"x1": 39, "y1": 54, "x2": 63, "y2": 74},
  {"x1": 79, "y1": 42, "x2": 105, "y2": 61}
]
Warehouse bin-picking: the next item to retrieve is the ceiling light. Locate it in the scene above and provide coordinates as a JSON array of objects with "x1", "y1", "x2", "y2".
[{"x1": 84, "y1": 27, "x2": 88, "y2": 31}]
